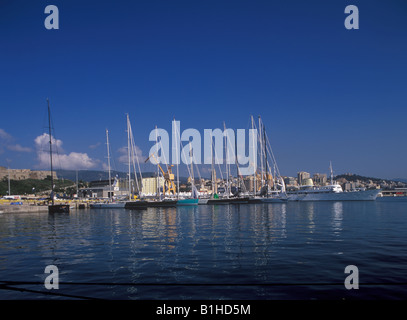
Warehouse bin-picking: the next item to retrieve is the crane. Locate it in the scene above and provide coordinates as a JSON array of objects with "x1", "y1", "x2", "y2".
[{"x1": 144, "y1": 153, "x2": 177, "y2": 195}]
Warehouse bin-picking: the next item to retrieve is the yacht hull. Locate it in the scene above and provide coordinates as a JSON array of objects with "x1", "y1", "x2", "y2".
[
  {"x1": 177, "y1": 199, "x2": 199, "y2": 206},
  {"x1": 90, "y1": 202, "x2": 126, "y2": 209},
  {"x1": 287, "y1": 189, "x2": 380, "y2": 201}
]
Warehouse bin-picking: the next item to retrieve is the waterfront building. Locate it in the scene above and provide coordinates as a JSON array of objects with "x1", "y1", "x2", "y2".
[
  {"x1": 344, "y1": 181, "x2": 357, "y2": 191},
  {"x1": 141, "y1": 176, "x2": 165, "y2": 195},
  {"x1": 380, "y1": 188, "x2": 407, "y2": 197},
  {"x1": 79, "y1": 178, "x2": 133, "y2": 198},
  {"x1": 313, "y1": 173, "x2": 327, "y2": 186},
  {"x1": 212, "y1": 170, "x2": 218, "y2": 194},
  {"x1": 297, "y1": 171, "x2": 311, "y2": 186},
  {"x1": 284, "y1": 176, "x2": 298, "y2": 187}
]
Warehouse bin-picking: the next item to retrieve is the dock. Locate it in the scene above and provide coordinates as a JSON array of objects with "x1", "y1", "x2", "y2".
[
  {"x1": 0, "y1": 199, "x2": 91, "y2": 214},
  {"x1": 0, "y1": 204, "x2": 49, "y2": 213}
]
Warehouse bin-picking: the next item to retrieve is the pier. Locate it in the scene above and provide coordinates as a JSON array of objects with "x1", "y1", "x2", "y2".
[{"x1": 0, "y1": 199, "x2": 91, "y2": 214}]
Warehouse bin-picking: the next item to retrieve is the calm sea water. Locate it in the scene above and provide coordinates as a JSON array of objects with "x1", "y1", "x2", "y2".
[{"x1": 1, "y1": 198, "x2": 407, "y2": 300}]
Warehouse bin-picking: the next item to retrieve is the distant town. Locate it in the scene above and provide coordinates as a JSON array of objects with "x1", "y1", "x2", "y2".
[{"x1": 1, "y1": 166, "x2": 406, "y2": 199}]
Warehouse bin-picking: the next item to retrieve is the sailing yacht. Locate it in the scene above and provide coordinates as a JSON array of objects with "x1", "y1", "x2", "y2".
[
  {"x1": 205, "y1": 121, "x2": 251, "y2": 205},
  {"x1": 46, "y1": 99, "x2": 70, "y2": 214},
  {"x1": 245, "y1": 116, "x2": 288, "y2": 203},
  {"x1": 90, "y1": 129, "x2": 126, "y2": 209},
  {"x1": 173, "y1": 118, "x2": 199, "y2": 206}
]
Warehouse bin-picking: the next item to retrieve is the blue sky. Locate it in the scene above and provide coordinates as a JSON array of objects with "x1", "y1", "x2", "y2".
[{"x1": 1, "y1": 0, "x2": 406, "y2": 179}]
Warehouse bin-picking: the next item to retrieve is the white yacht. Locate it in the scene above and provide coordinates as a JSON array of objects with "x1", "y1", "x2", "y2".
[
  {"x1": 286, "y1": 184, "x2": 380, "y2": 201},
  {"x1": 286, "y1": 162, "x2": 380, "y2": 201}
]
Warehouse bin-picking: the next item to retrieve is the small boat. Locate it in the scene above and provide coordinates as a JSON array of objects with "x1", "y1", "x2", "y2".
[{"x1": 198, "y1": 198, "x2": 209, "y2": 205}]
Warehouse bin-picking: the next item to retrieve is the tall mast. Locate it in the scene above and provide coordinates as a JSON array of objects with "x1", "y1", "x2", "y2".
[
  {"x1": 174, "y1": 118, "x2": 180, "y2": 199},
  {"x1": 251, "y1": 115, "x2": 256, "y2": 196},
  {"x1": 76, "y1": 170, "x2": 79, "y2": 197},
  {"x1": 330, "y1": 161, "x2": 334, "y2": 185},
  {"x1": 127, "y1": 114, "x2": 131, "y2": 200},
  {"x1": 47, "y1": 99, "x2": 54, "y2": 205},
  {"x1": 211, "y1": 131, "x2": 215, "y2": 196},
  {"x1": 155, "y1": 125, "x2": 160, "y2": 199},
  {"x1": 235, "y1": 128, "x2": 240, "y2": 194},
  {"x1": 259, "y1": 116, "x2": 264, "y2": 189},
  {"x1": 190, "y1": 142, "x2": 194, "y2": 190},
  {"x1": 223, "y1": 122, "x2": 230, "y2": 198},
  {"x1": 263, "y1": 120, "x2": 268, "y2": 198},
  {"x1": 106, "y1": 129, "x2": 112, "y2": 199},
  {"x1": 7, "y1": 163, "x2": 11, "y2": 197}
]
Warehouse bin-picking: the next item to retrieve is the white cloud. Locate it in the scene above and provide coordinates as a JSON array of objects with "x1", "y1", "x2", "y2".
[
  {"x1": 89, "y1": 142, "x2": 101, "y2": 149},
  {"x1": 118, "y1": 145, "x2": 144, "y2": 164},
  {"x1": 0, "y1": 128, "x2": 32, "y2": 154},
  {"x1": 34, "y1": 133, "x2": 64, "y2": 153},
  {"x1": 7, "y1": 144, "x2": 32, "y2": 152},
  {"x1": 34, "y1": 133, "x2": 98, "y2": 170},
  {"x1": 0, "y1": 128, "x2": 12, "y2": 141}
]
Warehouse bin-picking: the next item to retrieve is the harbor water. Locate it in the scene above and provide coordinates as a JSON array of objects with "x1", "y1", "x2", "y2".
[{"x1": 1, "y1": 198, "x2": 407, "y2": 300}]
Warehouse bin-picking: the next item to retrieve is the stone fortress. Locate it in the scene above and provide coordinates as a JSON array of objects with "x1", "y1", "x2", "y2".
[{"x1": 0, "y1": 166, "x2": 57, "y2": 180}]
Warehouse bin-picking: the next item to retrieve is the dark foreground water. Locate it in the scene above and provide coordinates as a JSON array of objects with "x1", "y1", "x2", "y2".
[{"x1": 1, "y1": 198, "x2": 407, "y2": 300}]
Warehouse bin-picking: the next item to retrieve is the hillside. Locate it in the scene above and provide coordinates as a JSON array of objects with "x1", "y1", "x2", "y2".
[
  {"x1": 335, "y1": 174, "x2": 391, "y2": 184},
  {"x1": 0, "y1": 177, "x2": 76, "y2": 196},
  {"x1": 335, "y1": 173, "x2": 407, "y2": 188}
]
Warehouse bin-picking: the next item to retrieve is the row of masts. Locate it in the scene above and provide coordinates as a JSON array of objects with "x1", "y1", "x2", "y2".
[{"x1": 103, "y1": 114, "x2": 285, "y2": 200}]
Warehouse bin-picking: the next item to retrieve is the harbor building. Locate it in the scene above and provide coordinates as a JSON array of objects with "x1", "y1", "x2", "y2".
[
  {"x1": 79, "y1": 178, "x2": 134, "y2": 199},
  {"x1": 344, "y1": 181, "x2": 357, "y2": 191},
  {"x1": 313, "y1": 173, "x2": 327, "y2": 186},
  {"x1": 297, "y1": 171, "x2": 311, "y2": 186},
  {"x1": 380, "y1": 188, "x2": 407, "y2": 197},
  {"x1": 284, "y1": 176, "x2": 298, "y2": 187},
  {"x1": 141, "y1": 176, "x2": 165, "y2": 195},
  {"x1": 242, "y1": 176, "x2": 258, "y2": 193},
  {"x1": 211, "y1": 170, "x2": 218, "y2": 194}
]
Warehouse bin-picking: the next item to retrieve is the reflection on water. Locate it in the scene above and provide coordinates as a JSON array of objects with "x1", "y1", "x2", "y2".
[
  {"x1": 1, "y1": 200, "x2": 407, "y2": 300},
  {"x1": 331, "y1": 202, "x2": 343, "y2": 233},
  {"x1": 304, "y1": 202, "x2": 316, "y2": 233}
]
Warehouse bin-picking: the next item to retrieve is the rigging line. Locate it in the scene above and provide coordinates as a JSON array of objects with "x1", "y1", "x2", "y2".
[
  {"x1": 131, "y1": 134, "x2": 141, "y2": 194},
  {"x1": 157, "y1": 127, "x2": 169, "y2": 170},
  {"x1": 223, "y1": 122, "x2": 241, "y2": 180},
  {"x1": 210, "y1": 131, "x2": 224, "y2": 182},
  {"x1": 105, "y1": 129, "x2": 117, "y2": 174},
  {"x1": 131, "y1": 122, "x2": 143, "y2": 190},
  {"x1": 192, "y1": 153, "x2": 202, "y2": 185},
  {"x1": 173, "y1": 119, "x2": 194, "y2": 184},
  {"x1": 264, "y1": 131, "x2": 282, "y2": 179},
  {"x1": 48, "y1": 109, "x2": 63, "y2": 174}
]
